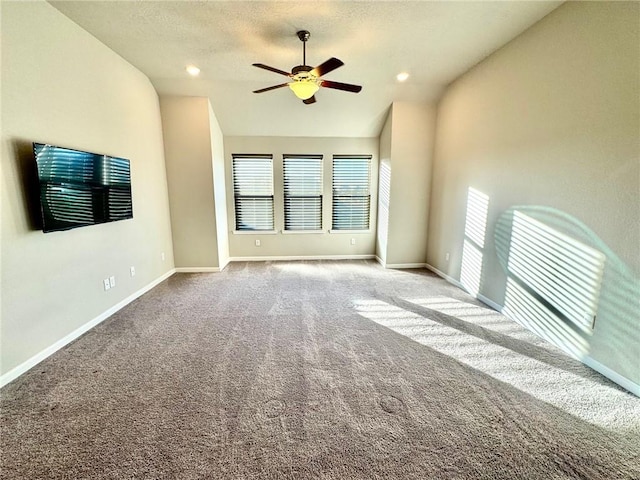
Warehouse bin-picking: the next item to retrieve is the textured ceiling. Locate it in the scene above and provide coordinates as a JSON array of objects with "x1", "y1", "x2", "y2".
[{"x1": 50, "y1": 1, "x2": 563, "y2": 138}]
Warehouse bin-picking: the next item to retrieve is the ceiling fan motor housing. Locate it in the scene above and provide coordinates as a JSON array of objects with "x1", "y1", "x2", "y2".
[{"x1": 292, "y1": 65, "x2": 313, "y2": 75}]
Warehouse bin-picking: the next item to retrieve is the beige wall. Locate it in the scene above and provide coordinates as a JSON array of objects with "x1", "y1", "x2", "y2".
[
  {"x1": 428, "y1": 2, "x2": 639, "y2": 384},
  {"x1": 385, "y1": 102, "x2": 436, "y2": 266},
  {"x1": 224, "y1": 136, "x2": 378, "y2": 258},
  {"x1": 160, "y1": 96, "x2": 224, "y2": 269},
  {"x1": 1, "y1": 1, "x2": 174, "y2": 376}
]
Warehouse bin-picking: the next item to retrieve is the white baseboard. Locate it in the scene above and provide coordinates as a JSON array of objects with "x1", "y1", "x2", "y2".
[
  {"x1": 426, "y1": 263, "x2": 502, "y2": 312},
  {"x1": 386, "y1": 262, "x2": 427, "y2": 269},
  {"x1": 228, "y1": 254, "x2": 376, "y2": 262},
  {"x1": 174, "y1": 256, "x2": 231, "y2": 273},
  {"x1": 425, "y1": 263, "x2": 464, "y2": 288},
  {"x1": 375, "y1": 257, "x2": 426, "y2": 269},
  {"x1": 175, "y1": 267, "x2": 220, "y2": 273},
  {"x1": 475, "y1": 294, "x2": 503, "y2": 313},
  {"x1": 581, "y1": 356, "x2": 639, "y2": 397},
  {"x1": 219, "y1": 256, "x2": 230, "y2": 271},
  {"x1": 0, "y1": 268, "x2": 176, "y2": 389}
]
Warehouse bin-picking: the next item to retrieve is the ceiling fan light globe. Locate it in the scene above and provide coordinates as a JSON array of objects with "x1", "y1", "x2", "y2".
[{"x1": 289, "y1": 81, "x2": 319, "y2": 100}]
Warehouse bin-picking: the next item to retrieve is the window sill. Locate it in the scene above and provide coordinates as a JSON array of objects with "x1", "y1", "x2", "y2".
[
  {"x1": 233, "y1": 230, "x2": 278, "y2": 235},
  {"x1": 329, "y1": 229, "x2": 371, "y2": 234},
  {"x1": 282, "y1": 230, "x2": 325, "y2": 235}
]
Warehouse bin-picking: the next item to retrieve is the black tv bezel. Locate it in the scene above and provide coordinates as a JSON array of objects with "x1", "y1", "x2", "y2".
[{"x1": 33, "y1": 142, "x2": 133, "y2": 233}]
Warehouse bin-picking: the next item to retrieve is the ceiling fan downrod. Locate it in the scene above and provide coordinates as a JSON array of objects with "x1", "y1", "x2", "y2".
[{"x1": 297, "y1": 30, "x2": 310, "y2": 66}]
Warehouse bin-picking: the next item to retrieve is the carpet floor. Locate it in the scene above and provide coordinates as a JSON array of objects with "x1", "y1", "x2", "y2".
[{"x1": 1, "y1": 260, "x2": 639, "y2": 479}]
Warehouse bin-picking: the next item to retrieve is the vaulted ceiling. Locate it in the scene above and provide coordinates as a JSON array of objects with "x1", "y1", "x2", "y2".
[{"x1": 50, "y1": 1, "x2": 562, "y2": 137}]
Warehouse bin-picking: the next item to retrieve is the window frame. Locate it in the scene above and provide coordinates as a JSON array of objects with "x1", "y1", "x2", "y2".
[
  {"x1": 283, "y1": 155, "x2": 324, "y2": 232},
  {"x1": 331, "y1": 155, "x2": 372, "y2": 232},
  {"x1": 232, "y1": 154, "x2": 275, "y2": 232}
]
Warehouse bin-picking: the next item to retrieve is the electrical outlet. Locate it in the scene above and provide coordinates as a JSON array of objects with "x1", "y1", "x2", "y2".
[
  {"x1": 255, "y1": 239, "x2": 261, "y2": 247},
  {"x1": 130, "y1": 266, "x2": 136, "y2": 277},
  {"x1": 103, "y1": 279, "x2": 111, "y2": 291},
  {"x1": 445, "y1": 252, "x2": 450, "y2": 261},
  {"x1": 161, "y1": 252, "x2": 165, "y2": 261},
  {"x1": 109, "y1": 276, "x2": 116, "y2": 288},
  {"x1": 350, "y1": 238, "x2": 356, "y2": 245}
]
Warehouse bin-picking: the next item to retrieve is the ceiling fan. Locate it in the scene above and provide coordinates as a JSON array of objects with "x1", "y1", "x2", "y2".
[{"x1": 252, "y1": 30, "x2": 362, "y2": 105}]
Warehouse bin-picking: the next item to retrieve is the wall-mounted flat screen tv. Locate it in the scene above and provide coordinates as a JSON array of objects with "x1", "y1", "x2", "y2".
[{"x1": 34, "y1": 143, "x2": 133, "y2": 233}]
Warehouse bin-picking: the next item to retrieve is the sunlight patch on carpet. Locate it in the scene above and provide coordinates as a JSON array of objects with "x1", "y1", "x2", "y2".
[{"x1": 354, "y1": 297, "x2": 640, "y2": 434}]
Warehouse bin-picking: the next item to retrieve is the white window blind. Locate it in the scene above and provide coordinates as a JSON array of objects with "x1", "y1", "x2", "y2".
[
  {"x1": 232, "y1": 155, "x2": 274, "y2": 231},
  {"x1": 332, "y1": 155, "x2": 371, "y2": 230},
  {"x1": 283, "y1": 156, "x2": 323, "y2": 231}
]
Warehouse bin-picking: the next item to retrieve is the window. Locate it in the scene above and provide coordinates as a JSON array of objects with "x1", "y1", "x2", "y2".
[
  {"x1": 377, "y1": 162, "x2": 391, "y2": 244},
  {"x1": 232, "y1": 155, "x2": 274, "y2": 231},
  {"x1": 332, "y1": 155, "x2": 371, "y2": 230},
  {"x1": 283, "y1": 155, "x2": 323, "y2": 231}
]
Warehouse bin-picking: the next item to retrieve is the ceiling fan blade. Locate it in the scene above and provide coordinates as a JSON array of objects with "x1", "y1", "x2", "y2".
[
  {"x1": 252, "y1": 63, "x2": 292, "y2": 77},
  {"x1": 253, "y1": 83, "x2": 290, "y2": 94},
  {"x1": 303, "y1": 96, "x2": 317, "y2": 105},
  {"x1": 310, "y1": 57, "x2": 344, "y2": 77},
  {"x1": 320, "y1": 80, "x2": 362, "y2": 93}
]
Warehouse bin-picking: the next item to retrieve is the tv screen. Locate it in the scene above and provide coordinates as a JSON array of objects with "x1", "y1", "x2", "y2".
[{"x1": 34, "y1": 143, "x2": 133, "y2": 233}]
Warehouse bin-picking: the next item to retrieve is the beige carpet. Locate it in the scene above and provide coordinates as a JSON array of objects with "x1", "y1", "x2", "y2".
[{"x1": 1, "y1": 261, "x2": 639, "y2": 479}]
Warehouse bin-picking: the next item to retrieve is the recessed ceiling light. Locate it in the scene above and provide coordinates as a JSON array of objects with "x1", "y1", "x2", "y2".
[
  {"x1": 186, "y1": 65, "x2": 201, "y2": 76},
  {"x1": 396, "y1": 72, "x2": 409, "y2": 82}
]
